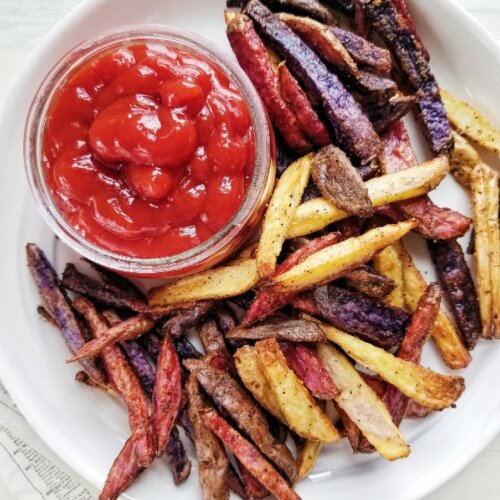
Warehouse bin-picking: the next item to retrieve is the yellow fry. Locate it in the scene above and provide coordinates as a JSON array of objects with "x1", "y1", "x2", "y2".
[
  {"x1": 441, "y1": 88, "x2": 500, "y2": 154},
  {"x1": 148, "y1": 258, "x2": 259, "y2": 306},
  {"x1": 234, "y1": 345, "x2": 287, "y2": 422},
  {"x1": 268, "y1": 221, "x2": 416, "y2": 294},
  {"x1": 257, "y1": 154, "x2": 312, "y2": 278},
  {"x1": 323, "y1": 325, "x2": 465, "y2": 410},
  {"x1": 398, "y1": 244, "x2": 471, "y2": 369},
  {"x1": 449, "y1": 131, "x2": 481, "y2": 189},
  {"x1": 287, "y1": 156, "x2": 449, "y2": 238},
  {"x1": 317, "y1": 343, "x2": 410, "y2": 460},
  {"x1": 372, "y1": 241, "x2": 406, "y2": 308},
  {"x1": 470, "y1": 163, "x2": 500, "y2": 338},
  {"x1": 255, "y1": 338, "x2": 341, "y2": 443},
  {"x1": 296, "y1": 440, "x2": 323, "y2": 482}
]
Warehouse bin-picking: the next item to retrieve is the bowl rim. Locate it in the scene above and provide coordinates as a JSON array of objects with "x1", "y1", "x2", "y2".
[{"x1": 24, "y1": 24, "x2": 272, "y2": 275}]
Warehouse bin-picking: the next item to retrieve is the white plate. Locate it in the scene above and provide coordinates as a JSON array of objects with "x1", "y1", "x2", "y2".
[{"x1": 0, "y1": 1, "x2": 500, "y2": 499}]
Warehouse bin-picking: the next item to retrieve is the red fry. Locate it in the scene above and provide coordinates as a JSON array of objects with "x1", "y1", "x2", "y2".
[
  {"x1": 67, "y1": 315, "x2": 155, "y2": 362},
  {"x1": 99, "y1": 436, "x2": 144, "y2": 500},
  {"x1": 244, "y1": 233, "x2": 340, "y2": 324},
  {"x1": 380, "y1": 283, "x2": 441, "y2": 426},
  {"x1": 278, "y1": 64, "x2": 330, "y2": 146},
  {"x1": 202, "y1": 352, "x2": 267, "y2": 497},
  {"x1": 380, "y1": 121, "x2": 471, "y2": 240},
  {"x1": 73, "y1": 298, "x2": 155, "y2": 467},
  {"x1": 398, "y1": 283, "x2": 442, "y2": 364},
  {"x1": 153, "y1": 333, "x2": 182, "y2": 456},
  {"x1": 227, "y1": 13, "x2": 311, "y2": 152},
  {"x1": 281, "y1": 343, "x2": 340, "y2": 399},
  {"x1": 238, "y1": 461, "x2": 269, "y2": 499},
  {"x1": 202, "y1": 410, "x2": 301, "y2": 500}
]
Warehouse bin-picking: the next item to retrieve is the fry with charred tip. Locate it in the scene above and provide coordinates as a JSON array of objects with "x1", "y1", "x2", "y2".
[{"x1": 257, "y1": 153, "x2": 312, "y2": 278}]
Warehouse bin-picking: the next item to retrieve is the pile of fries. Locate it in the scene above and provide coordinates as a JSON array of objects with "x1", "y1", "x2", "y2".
[{"x1": 26, "y1": 1, "x2": 500, "y2": 499}]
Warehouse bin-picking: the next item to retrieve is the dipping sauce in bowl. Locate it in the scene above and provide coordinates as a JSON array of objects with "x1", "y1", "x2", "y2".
[{"x1": 26, "y1": 27, "x2": 274, "y2": 276}]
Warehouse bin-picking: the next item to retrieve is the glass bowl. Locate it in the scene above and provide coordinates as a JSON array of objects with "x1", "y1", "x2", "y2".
[{"x1": 25, "y1": 25, "x2": 275, "y2": 278}]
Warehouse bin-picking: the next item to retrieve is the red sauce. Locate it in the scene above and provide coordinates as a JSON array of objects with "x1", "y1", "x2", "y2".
[{"x1": 43, "y1": 42, "x2": 255, "y2": 258}]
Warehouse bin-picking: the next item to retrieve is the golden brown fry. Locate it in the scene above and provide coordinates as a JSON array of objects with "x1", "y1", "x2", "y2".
[
  {"x1": 234, "y1": 345, "x2": 287, "y2": 422},
  {"x1": 287, "y1": 157, "x2": 449, "y2": 238},
  {"x1": 470, "y1": 163, "x2": 500, "y2": 338},
  {"x1": 398, "y1": 244, "x2": 471, "y2": 369},
  {"x1": 441, "y1": 88, "x2": 500, "y2": 154},
  {"x1": 268, "y1": 221, "x2": 416, "y2": 294},
  {"x1": 372, "y1": 242, "x2": 406, "y2": 308},
  {"x1": 257, "y1": 154, "x2": 312, "y2": 278},
  {"x1": 449, "y1": 131, "x2": 480, "y2": 189},
  {"x1": 323, "y1": 325, "x2": 465, "y2": 410},
  {"x1": 255, "y1": 339, "x2": 341, "y2": 443},
  {"x1": 148, "y1": 258, "x2": 259, "y2": 306},
  {"x1": 317, "y1": 343, "x2": 410, "y2": 461},
  {"x1": 296, "y1": 440, "x2": 323, "y2": 482}
]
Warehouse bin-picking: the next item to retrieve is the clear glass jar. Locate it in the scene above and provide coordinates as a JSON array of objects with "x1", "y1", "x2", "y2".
[{"x1": 25, "y1": 26, "x2": 275, "y2": 278}]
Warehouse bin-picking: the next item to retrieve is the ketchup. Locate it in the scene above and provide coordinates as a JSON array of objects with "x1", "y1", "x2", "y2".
[{"x1": 43, "y1": 42, "x2": 255, "y2": 258}]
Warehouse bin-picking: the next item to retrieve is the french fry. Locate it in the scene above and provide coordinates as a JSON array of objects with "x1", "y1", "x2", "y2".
[
  {"x1": 296, "y1": 440, "x2": 323, "y2": 482},
  {"x1": 186, "y1": 375, "x2": 230, "y2": 500},
  {"x1": 398, "y1": 243, "x2": 471, "y2": 369},
  {"x1": 255, "y1": 338, "x2": 341, "y2": 443},
  {"x1": 470, "y1": 163, "x2": 500, "y2": 338},
  {"x1": 184, "y1": 358, "x2": 297, "y2": 481},
  {"x1": 268, "y1": 221, "x2": 416, "y2": 294},
  {"x1": 148, "y1": 258, "x2": 259, "y2": 306},
  {"x1": 449, "y1": 131, "x2": 480, "y2": 189},
  {"x1": 323, "y1": 325, "x2": 465, "y2": 410},
  {"x1": 306, "y1": 284, "x2": 410, "y2": 349},
  {"x1": 317, "y1": 343, "x2": 410, "y2": 461},
  {"x1": 278, "y1": 13, "x2": 359, "y2": 76},
  {"x1": 227, "y1": 317, "x2": 326, "y2": 343},
  {"x1": 234, "y1": 345, "x2": 287, "y2": 422},
  {"x1": 257, "y1": 153, "x2": 312, "y2": 278},
  {"x1": 372, "y1": 242, "x2": 406, "y2": 308},
  {"x1": 441, "y1": 88, "x2": 500, "y2": 154},
  {"x1": 281, "y1": 343, "x2": 339, "y2": 400},
  {"x1": 153, "y1": 333, "x2": 183, "y2": 456},
  {"x1": 287, "y1": 157, "x2": 449, "y2": 238},
  {"x1": 202, "y1": 409, "x2": 301, "y2": 500},
  {"x1": 428, "y1": 240, "x2": 481, "y2": 350}
]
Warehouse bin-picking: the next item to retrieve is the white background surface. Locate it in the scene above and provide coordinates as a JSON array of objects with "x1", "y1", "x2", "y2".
[{"x1": 0, "y1": 0, "x2": 499, "y2": 499}]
